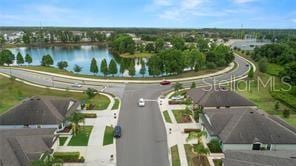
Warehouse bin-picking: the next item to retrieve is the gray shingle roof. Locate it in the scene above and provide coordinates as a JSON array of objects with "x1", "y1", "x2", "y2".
[
  {"x1": 223, "y1": 150, "x2": 296, "y2": 166},
  {"x1": 187, "y1": 87, "x2": 255, "y2": 107},
  {"x1": 0, "y1": 128, "x2": 56, "y2": 166},
  {"x1": 203, "y1": 108, "x2": 296, "y2": 144},
  {"x1": 0, "y1": 96, "x2": 79, "y2": 125}
]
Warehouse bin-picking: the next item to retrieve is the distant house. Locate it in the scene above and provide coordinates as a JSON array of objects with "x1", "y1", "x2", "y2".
[
  {"x1": 0, "y1": 128, "x2": 57, "y2": 166},
  {"x1": 0, "y1": 96, "x2": 79, "y2": 131},
  {"x1": 223, "y1": 150, "x2": 296, "y2": 166},
  {"x1": 187, "y1": 87, "x2": 256, "y2": 109},
  {"x1": 201, "y1": 107, "x2": 296, "y2": 151}
]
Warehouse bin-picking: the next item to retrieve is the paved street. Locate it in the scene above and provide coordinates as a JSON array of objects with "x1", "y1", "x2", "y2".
[{"x1": 0, "y1": 54, "x2": 251, "y2": 166}]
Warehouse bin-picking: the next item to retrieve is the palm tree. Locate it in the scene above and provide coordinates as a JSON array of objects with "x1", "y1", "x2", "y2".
[
  {"x1": 186, "y1": 131, "x2": 207, "y2": 144},
  {"x1": 195, "y1": 144, "x2": 210, "y2": 166},
  {"x1": 66, "y1": 112, "x2": 85, "y2": 136}
]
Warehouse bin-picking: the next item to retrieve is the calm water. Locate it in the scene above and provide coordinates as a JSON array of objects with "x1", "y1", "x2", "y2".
[{"x1": 9, "y1": 45, "x2": 148, "y2": 77}]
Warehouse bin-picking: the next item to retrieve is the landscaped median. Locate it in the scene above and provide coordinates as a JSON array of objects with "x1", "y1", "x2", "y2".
[
  {"x1": 163, "y1": 110, "x2": 172, "y2": 123},
  {"x1": 103, "y1": 126, "x2": 114, "y2": 146},
  {"x1": 171, "y1": 145, "x2": 181, "y2": 166},
  {"x1": 112, "y1": 98, "x2": 120, "y2": 110}
]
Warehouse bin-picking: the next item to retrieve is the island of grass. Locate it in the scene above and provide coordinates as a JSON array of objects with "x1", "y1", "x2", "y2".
[
  {"x1": 0, "y1": 75, "x2": 110, "y2": 114},
  {"x1": 112, "y1": 98, "x2": 120, "y2": 110},
  {"x1": 103, "y1": 126, "x2": 114, "y2": 146},
  {"x1": 59, "y1": 137, "x2": 68, "y2": 146},
  {"x1": 172, "y1": 109, "x2": 192, "y2": 123},
  {"x1": 171, "y1": 145, "x2": 181, "y2": 166},
  {"x1": 119, "y1": 52, "x2": 153, "y2": 58},
  {"x1": 84, "y1": 94, "x2": 110, "y2": 110},
  {"x1": 163, "y1": 111, "x2": 172, "y2": 123},
  {"x1": 68, "y1": 126, "x2": 93, "y2": 146}
]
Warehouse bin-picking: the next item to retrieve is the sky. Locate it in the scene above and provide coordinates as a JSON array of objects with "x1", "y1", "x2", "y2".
[{"x1": 0, "y1": 0, "x2": 295, "y2": 28}]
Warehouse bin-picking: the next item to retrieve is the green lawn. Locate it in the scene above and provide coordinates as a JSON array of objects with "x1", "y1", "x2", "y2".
[
  {"x1": 0, "y1": 75, "x2": 110, "y2": 114},
  {"x1": 172, "y1": 109, "x2": 192, "y2": 123},
  {"x1": 112, "y1": 98, "x2": 120, "y2": 110},
  {"x1": 213, "y1": 159, "x2": 223, "y2": 166},
  {"x1": 171, "y1": 145, "x2": 181, "y2": 166},
  {"x1": 119, "y1": 52, "x2": 153, "y2": 58},
  {"x1": 85, "y1": 94, "x2": 110, "y2": 110},
  {"x1": 266, "y1": 63, "x2": 284, "y2": 76},
  {"x1": 163, "y1": 111, "x2": 172, "y2": 123},
  {"x1": 184, "y1": 144, "x2": 195, "y2": 166},
  {"x1": 103, "y1": 126, "x2": 114, "y2": 146},
  {"x1": 59, "y1": 137, "x2": 68, "y2": 146},
  {"x1": 68, "y1": 126, "x2": 93, "y2": 146}
]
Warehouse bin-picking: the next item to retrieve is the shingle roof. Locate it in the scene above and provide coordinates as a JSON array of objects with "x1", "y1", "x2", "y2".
[
  {"x1": 0, "y1": 96, "x2": 79, "y2": 125},
  {"x1": 203, "y1": 108, "x2": 296, "y2": 144},
  {"x1": 0, "y1": 128, "x2": 56, "y2": 166},
  {"x1": 187, "y1": 87, "x2": 255, "y2": 107},
  {"x1": 223, "y1": 150, "x2": 296, "y2": 166}
]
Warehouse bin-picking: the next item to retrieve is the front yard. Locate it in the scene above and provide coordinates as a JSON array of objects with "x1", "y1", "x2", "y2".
[
  {"x1": 103, "y1": 126, "x2": 114, "y2": 146},
  {"x1": 84, "y1": 94, "x2": 110, "y2": 110},
  {"x1": 68, "y1": 126, "x2": 93, "y2": 146},
  {"x1": 184, "y1": 144, "x2": 210, "y2": 166},
  {"x1": 172, "y1": 109, "x2": 192, "y2": 123}
]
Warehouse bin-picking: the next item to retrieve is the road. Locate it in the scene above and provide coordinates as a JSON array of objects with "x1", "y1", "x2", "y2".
[{"x1": 0, "y1": 55, "x2": 251, "y2": 166}]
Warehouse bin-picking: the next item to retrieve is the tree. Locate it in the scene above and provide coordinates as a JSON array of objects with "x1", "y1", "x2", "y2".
[
  {"x1": 173, "y1": 82, "x2": 183, "y2": 92},
  {"x1": 155, "y1": 38, "x2": 164, "y2": 53},
  {"x1": 111, "y1": 34, "x2": 135, "y2": 54},
  {"x1": 280, "y1": 62, "x2": 296, "y2": 85},
  {"x1": 25, "y1": 53, "x2": 32, "y2": 65},
  {"x1": 100, "y1": 59, "x2": 108, "y2": 76},
  {"x1": 73, "y1": 64, "x2": 82, "y2": 73},
  {"x1": 191, "y1": 82, "x2": 196, "y2": 89},
  {"x1": 109, "y1": 59, "x2": 117, "y2": 76},
  {"x1": 258, "y1": 58, "x2": 268, "y2": 73},
  {"x1": 16, "y1": 52, "x2": 24, "y2": 65},
  {"x1": 195, "y1": 144, "x2": 210, "y2": 164},
  {"x1": 248, "y1": 66, "x2": 254, "y2": 79},
  {"x1": 85, "y1": 88, "x2": 97, "y2": 99},
  {"x1": 275, "y1": 101, "x2": 280, "y2": 111},
  {"x1": 0, "y1": 49, "x2": 14, "y2": 66},
  {"x1": 139, "y1": 60, "x2": 146, "y2": 77},
  {"x1": 186, "y1": 131, "x2": 207, "y2": 144},
  {"x1": 171, "y1": 37, "x2": 185, "y2": 50},
  {"x1": 41, "y1": 55, "x2": 54, "y2": 66},
  {"x1": 128, "y1": 63, "x2": 136, "y2": 77},
  {"x1": 283, "y1": 109, "x2": 290, "y2": 118},
  {"x1": 57, "y1": 61, "x2": 68, "y2": 70},
  {"x1": 66, "y1": 112, "x2": 85, "y2": 135},
  {"x1": 90, "y1": 58, "x2": 98, "y2": 75},
  {"x1": 145, "y1": 43, "x2": 155, "y2": 53}
]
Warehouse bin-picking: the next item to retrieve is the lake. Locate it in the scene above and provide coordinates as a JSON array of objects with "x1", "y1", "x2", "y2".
[{"x1": 9, "y1": 45, "x2": 148, "y2": 77}]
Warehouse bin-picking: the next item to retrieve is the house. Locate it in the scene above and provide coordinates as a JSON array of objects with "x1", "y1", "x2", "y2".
[
  {"x1": 223, "y1": 150, "x2": 296, "y2": 166},
  {"x1": 200, "y1": 107, "x2": 296, "y2": 151},
  {"x1": 0, "y1": 96, "x2": 79, "y2": 131},
  {"x1": 187, "y1": 87, "x2": 256, "y2": 109},
  {"x1": 0, "y1": 128, "x2": 58, "y2": 166}
]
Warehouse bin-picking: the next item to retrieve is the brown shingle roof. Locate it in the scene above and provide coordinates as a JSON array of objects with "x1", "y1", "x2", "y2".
[
  {"x1": 0, "y1": 96, "x2": 79, "y2": 125},
  {"x1": 0, "y1": 128, "x2": 56, "y2": 166},
  {"x1": 187, "y1": 87, "x2": 255, "y2": 107},
  {"x1": 203, "y1": 108, "x2": 296, "y2": 144}
]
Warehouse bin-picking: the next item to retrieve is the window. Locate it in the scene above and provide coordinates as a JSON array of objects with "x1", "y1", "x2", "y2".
[
  {"x1": 267, "y1": 144, "x2": 271, "y2": 150},
  {"x1": 252, "y1": 143, "x2": 261, "y2": 150}
]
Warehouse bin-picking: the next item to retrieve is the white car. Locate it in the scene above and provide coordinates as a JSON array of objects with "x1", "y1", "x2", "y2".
[
  {"x1": 171, "y1": 95, "x2": 184, "y2": 100},
  {"x1": 72, "y1": 83, "x2": 82, "y2": 88},
  {"x1": 138, "y1": 98, "x2": 145, "y2": 107}
]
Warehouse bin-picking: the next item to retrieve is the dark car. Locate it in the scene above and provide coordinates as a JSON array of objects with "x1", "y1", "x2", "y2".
[
  {"x1": 160, "y1": 80, "x2": 171, "y2": 85},
  {"x1": 114, "y1": 126, "x2": 121, "y2": 138}
]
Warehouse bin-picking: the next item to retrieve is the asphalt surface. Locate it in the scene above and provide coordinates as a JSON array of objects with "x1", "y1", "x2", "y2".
[{"x1": 0, "y1": 54, "x2": 251, "y2": 166}]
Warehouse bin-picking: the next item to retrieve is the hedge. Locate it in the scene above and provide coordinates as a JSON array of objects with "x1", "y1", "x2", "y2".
[{"x1": 53, "y1": 152, "x2": 84, "y2": 163}]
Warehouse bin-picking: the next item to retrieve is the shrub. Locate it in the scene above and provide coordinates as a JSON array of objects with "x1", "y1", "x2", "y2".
[
  {"x1": 207, "y1": 139, "x2": 222, "y2": 153},
  {"x1": 184, "y1": 128, "x2": 201, "y2": 133},
  {"x1": 85, "y1": 88, "x2": 97, "y2": 99},
  {"x1": 53, "y1": 152, "x2": 84, "y2": 163},
  {"x1": 283, "y1": 109, "x2": 290, "y2": 118},
  {"x1": 81, "y1": 113, "x2": 97, "y2": 118}
]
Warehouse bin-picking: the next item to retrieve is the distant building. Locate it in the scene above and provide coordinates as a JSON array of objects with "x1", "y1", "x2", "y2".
[{"x1": 227, "y1": 35, "x2": 272, "y2": 51}]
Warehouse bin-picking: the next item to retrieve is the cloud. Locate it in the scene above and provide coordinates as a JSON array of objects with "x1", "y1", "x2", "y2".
[
  {"x1": 232, "y1": 0, "x2": 257, "y2": 4},
  {"x1": 153, "y1": 0, "x2": 172, "y2": 6},
  {"x1": 291, "y1": 19, "x2": 296, "y2": 23}
]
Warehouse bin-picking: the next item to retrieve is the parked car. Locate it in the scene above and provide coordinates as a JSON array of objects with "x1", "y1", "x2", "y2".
[
  {"x1": 72, "y1": 83, "x2": 82, "y2": 88},
  {"x1": 138, "y1": 98, "x2": 145, "y2": 107},
  {"x1": 171, "y1": 95, "x2": 185, "y2": 100},
  {"x1": 114, "y1": 126, "x2": 121, "y2": 138},
  {"x1": 160, "y1": 80, "x2": 171, "y2": 85}
]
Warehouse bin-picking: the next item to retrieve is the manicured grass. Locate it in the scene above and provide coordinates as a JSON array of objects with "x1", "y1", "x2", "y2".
[
  {"x1": 184, "y1": 144, "x2": 195, "y2": 166},
  {"x1": 112, "y1": 98, "x2": 120, "y2": 110},
  {"x1": 184, "y1": 144, "x2": 210, "y2": 166},
  {"x1": 103, "y1": 126, "x2": 114, "y2": 146},
  {"x1": 266, "y1": 63, "x2": 284, "y2": 76},
  {"x1": 163, "y1": 111, "x2": 172, "y2": 123},
  {"x1": 68, "y1": 126, "x2": 93, "y2": 146},
  {"x1": 59, "y1": 137, "x2": 68, "y2": 146},
  {"x1": 120, "y1": 52, "x2": 153, "y2": 58},
  {"x1": 207, "y1": 139, "x2": 222, "y2": 153},
  {"x1": 0, "y1": 75, "x2": 110, "y2": 114},
  {"x1": 85, "y1": 94, "x2": 110, "y2": 110},
  {"x1": 172, "y1": 109, "x2": 192, "y2": 123},
  {"x1": 171, "y1": 145, "x2": 181, "y2": 166}
]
